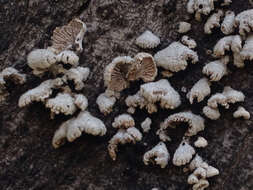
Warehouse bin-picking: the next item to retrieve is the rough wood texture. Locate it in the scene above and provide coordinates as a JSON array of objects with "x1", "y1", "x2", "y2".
[{"x1": 1, "y1": 0, "x2": 253, "y2": 189}]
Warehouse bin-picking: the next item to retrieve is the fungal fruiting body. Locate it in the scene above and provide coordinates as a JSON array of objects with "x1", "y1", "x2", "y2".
[
  {"x1": 108, "y1": 114, "x2": 142, "y2": 160},
  {"x1": 192, "y1": 179, "x2": 209, "y2": 190},
  {"x1": 187, "y1": 0, "x2": 215, "y2": 21},
  {"x1": 96, "y1": 93, "x2": 116, "y2": 115},
  {"x1": 51, "y1": 18, "x2": 87, "y2": 53},
  {"x1": 173, "y1": 139, "x2": 196, "y2": 166},
  {"x1": 56, "y1": 50, "x2": 79, "y2": 66},
  {"x1": 156, "y1": 129, "x2": 172, "y2": 142},
  {"x1": 234, "y1": 9, "x2": 253, "y2": 36},
  {"x1": 52, "y1": 111, "x2": 106, "y2": 148},
  {"x1": 154, "y1": 42, "x2": 198, "y2": 72},
  {"x1": 213, "y1": 35, "x2": 242, "y2": 58},
  {"x1": 104, "y1": 56, "x2": 133, "y2": 92},
  {"x1": 27, "y1": 49, "x2": 57, "y2": 75},
  {"x1": 204, "y1": 10, "x2": 224, "y2": 34},
  {"x1": 64, "y1": 66, "x2": 90, "y2": 90},
  {"x1": 140, "y1": 79, "x2": 181, "y2": 110},
  {"x1": 207, "y1": 93, "x2": 228, "y2": 109},
  {"x1": 240, "y1": 34, "x2": 253, "y2": 61},
  {"x1": 187, "y1": 78, "x2": 211, "y2": 104},
  {"x1": 178, "y1": 22, "x2": 192, "y2": 33},
  {"x1": 202, "y1": 56, "x2": 229, "y2": 81},
  {"x1": 233, "y1": 106, "x2": 250, "y2": 120},
  {"x1": 160, "y1": 111, "x2": 205, "y2": 137},
  {"x1": 127, "y1": 53, "x2": 157, "y2": 82},
  {"x1": 221, "y1": 11, "x2": 235, "y2": 35},
  {"x1": 181, "y1": 35, "x2": 197, "y2": 49},
  {"x1": 74, "y1": 94, "x2": 88, "y2": 111},
  {"x1": 143, "y1": 142, "x2": 170, "y2": 168},
  {"x1": 141, "y1": 117, "x2": 152, "y2": 133},
  {"x1": 18, "y1": 78, "x2": 64, "y2": 107},
  {"x1": 203, "y1": 106, "x2": 221, "y2": 120},
  {"x1": 135, "y1": 30, "x2": 160, "y2": 49},
  {"x1": 194, "y1": 137, "x2": 208, "y2": 148},
  {"x1": 0, "y1": 67, "x2": 26, "y2": 102}
]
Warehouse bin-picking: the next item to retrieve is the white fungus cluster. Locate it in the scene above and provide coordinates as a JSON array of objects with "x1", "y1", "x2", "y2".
[
  {"x1": 154, "y1": 42, "x2": 198, "y2": 72},
  {"x1": 187, "y1": 0, "x2": 215, "y2": 21},
  {"x1": 160, "y1": 111, "x2": 205, "y2": 137},
  {"x1": 135, "y1": 30, "x2": 160, "y2": 49},
  {"x1": 233, "y1": 106, "x2": 250, "y2": 120},
  {"x1": 125, "y1": 79, "x2": 181, "y2": 114},
  {"x1": 204, "y1": 10, "x2": 224, "y2": 34},
  {"x1": 187, "y1": 154, "x2": 219, "y2": 190},
  {"x1": 143, "y1": 142, "x2": 170, "y2": 168},
  {"x1": 52, "y1": 111, "x2": 106, "y2": 148},
  {"x1": 108, "y1": 114, "x2": 142, "y2": 160},
  {"x1": 0, "y1": 67, "x2": 26, "y2": 102}
]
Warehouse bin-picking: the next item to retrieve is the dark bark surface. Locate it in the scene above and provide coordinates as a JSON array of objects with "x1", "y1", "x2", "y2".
[{"x1": 0, "y1": 0, "x2": 253, "y2": 189}]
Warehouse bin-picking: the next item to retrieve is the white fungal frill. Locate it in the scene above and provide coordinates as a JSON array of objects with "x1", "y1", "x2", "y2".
[
  {"x1": 74, "y1": 94, "x2": 88, "y2": 111},
  {"x1": 234, "y1": 9, "x2": 253, "y2": 36},
  {"x1": 202, "y1": 56, "x2": 229, "y2": 82},
  {"x1": 27, "y1": 49, "x2": 57, "y2": 76},
  {"x1": 0, "y1": 67, "x2": 26, "y2": 102},
  {"x1": 154, "y1": 42, "x2": 198, "y2": 72},
  {"x1": 222, "y1": 86, "x2": 245, "y2": 105},
  {"x1": 178, "y1": 22, "x2": 192, "y2": 33},
  {"x1": 52, "y1": 111, "x2": 106, "y2": 148},
  {"x1": 194, "y1": 137, "x2": 208, "y2": 148},
  {"x1": 51, "y1": 18, "x2": 87, "y2": 53},
  {"x1": 56, "y1": 50, "x2": 79, "y2": 66},
  {"x1": 233, "y1": 106, "x2": 250, "y2": 120},
  {"x1": 173, "y1": 139, "x2": 196, "y2": 166},
  {"x1": 213, "y1": 35, "x2": 242, "y2": 58},
  {"x1": 141, "y1": 117, "x2": 152, "y2": 133},
  {"x1": 156, "y1": 129, "x2": 172, "y2": 142},
  {"x1": 203, "y1": 106, "x2": 221, "y2": 120},
  {"x1": 64, "y1": 66, "x2": 90, "y2": 90},
  {"x1": 135, "y1": 30, "x2": 160, "y2": 49},
  {"x1": 181, "y1": 35, "x2": 197, "y2": 49},
  {"x1": 108, "y1": 114, "x2": 142, "y2": 160},
  {"x1": 143, "y1": 142, "x2": 170, "y2": 168},
  {"x1": 192, "y1": 179, "x2": 209, "y2": 190},
  {"x1": 140, "y1": 79, "x2": 181, "y2": 110},
  {"x1": 240, "y1": 34, "x2": 253, "y2": 61},
  {"x1": 207, "y1": 93, "x2": 228, "y2": 109},
  {"x1": 187, "y1": 78, "x2": 211, "y2": 104},
  {"x1": 160, "y1": 111, "x2": 205, "y2": 137},
  {"x1": 187, "y1": 0, "x2": 215, "y2": 21},
  {"x1": 18, "y1": 78, "x2": 64, "y2": 107},
  {"x1": 96, "y1": 92, "x2": 116, "y2": 115},
  {"x1": 104, "y1": 56, "x2": 134, "y2": 92},
  {"x1": 204, "y1": 10, "x2": 224, "y2": 34},
  {"x1": 221, "y1": 11, "x2": 235, "y2": 35},
  {"x1": 189, "y1": 155, "x2": 209, "y2": 171}
]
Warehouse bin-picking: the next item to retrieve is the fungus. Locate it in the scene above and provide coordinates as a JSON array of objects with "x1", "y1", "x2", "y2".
[
  {"x1": 202, "y1": 106, "x2": 221, "y2": 120},
  {"x1": 127, "y1": 53, "x2": 157, "y2": 82},
  {"x1": 233, "y1": 106, "x2": 250, "y2": 119},
  {"x1": 187, "y1": 0, "x2": 215, "y2": 21},
  {"x1": 181, "y1": 35, "x2": 197, "y2": 49},
  {"x1": 160, "y1": 111, "x2": 205, "y2": 137},
  {"x1": 156, "y1": 129, "x2": 172, "y2": 142},
  {"x1": 74, "y1": 94, "x2": 88, "y2": 111},
  {"x1": 194, "y1": 137, "x2": 208, "y2": 148},
  {"x1": 178, "y1": 22, "x2": 192, "y2": 33},
  {"x1": 27, "y1": 49, "x2": 57, "y2": 76},
  {"x1": 188, "y1": 174, "x2": 199, "y2": 184},
  {"x1": 96, "y1": 92, "x2": 116, "y2": 115},
  {"x1": 193, "y1": 167, "x2": 207, "y2": 179},
  {"x1": 140, "y1": 79, "x2": 181, "y2": 110},
  {"x1": 204, "y1": 10, "x2": 224, "y2": 34},
  {"x1": 52, "y1": 111, "x2": 106, "y2": 148},
  {"x1": 108, "y1": 114, "x2": 142, "y2": 160},
  {"x1": 51, "y1": 18, "x2": 87, "y2": 53},
  {"x1": 222, "y1": 86, "x2": 245, "y2": 105},
  {"x1": 207, "y1": 93, "x2": 228, "y2": 109},
  {"x1": 141, "y1": 117, "x2": 152, "y2": 133},
  {"x1": 154, "y1": 42, "x2": 198, "y2": 72},
  {"x1": 0, "y1": 67, "x2": 26, "y2": 102},
  {"x1": 221, "y1": 11, "x2": 235, "y2": 35},
  {"x1": 127, "y1": 107, "x2": 136, "y2": 114},
  {"x1": 64, "y1": 66, "x2": 90, "y2": 90},
  {"x1": 135, "y1": 30, "x2": 160, "y2": 49},
  {"x1": 189, "y1": 154, "x2": 209, "y2": 171},
  {"x1": 192, "y1": 179, "x2": 209, "y2": 190},
  {"x1": 173, "y1": 139, "x2": 196, "y2": 166},
  {"x1": 104, "y1": 56, "x2": 134, "y2": 92},
  {"x1": 240, "y1": 34, "x2": 253, "y2": 61},
  {"x1": 234, "y1": 9, "x2": 253, "y2": 36},
  {"x1": 18, "y1": 78, "x2": 64, "y2": 107},
  {"x1": 187, "y1": 78, "x2": 211, "y2": 104},
  {"x1": 143, "y1": 142, "x2": 170, "y2": 168},
  {"x1": 202, "y1": 56, "x2": 229, "y2": 81},
  {"x1": 56, "y1": 50, "x2": 79, "y2": 66},
  {"x1": 206, "y1": 165, "x2": 219, "y2": 177},
  {"x1": 213, "y1": 35, "x2": 242, "y2": 58}
]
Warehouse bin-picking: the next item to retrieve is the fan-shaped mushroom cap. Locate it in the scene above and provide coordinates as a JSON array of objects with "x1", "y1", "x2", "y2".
[
  {"x1": 104, "y1": 56, "x2": 134, "y2": 92},
  {"x1": 135, "y1": 30, "x2": 160, "y2": 49},
  {"x1": 233, "y1": 106, "x2": 250, "y2": 120},
  {"x1": 112, "y1": 114, "x2": 135, "y2": 129},
  {"x1": 51, "y1": 18, "x2": 87, "y2": 53}
]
